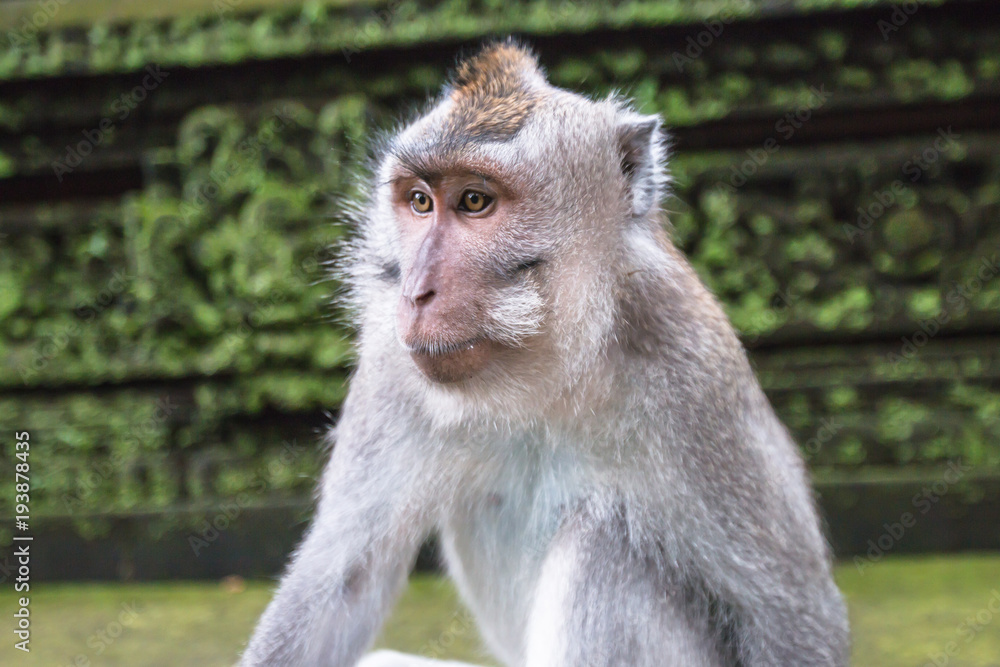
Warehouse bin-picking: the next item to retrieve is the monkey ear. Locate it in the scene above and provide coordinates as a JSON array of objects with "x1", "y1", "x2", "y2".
[{"x1": 616, "y1": 113, "x2": 666, "y2": 219}]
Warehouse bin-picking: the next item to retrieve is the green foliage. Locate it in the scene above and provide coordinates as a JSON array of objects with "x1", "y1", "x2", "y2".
[{"x1": 1, "y1": 0, "x2": 998, "y2": 533}]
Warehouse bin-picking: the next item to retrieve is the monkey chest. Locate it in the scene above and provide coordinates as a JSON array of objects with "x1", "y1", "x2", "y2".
[{"x1": 438, "y1": 463, "x2": 580, "y2": 662}]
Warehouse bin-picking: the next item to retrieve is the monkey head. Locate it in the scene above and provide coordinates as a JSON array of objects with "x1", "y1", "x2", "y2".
[{"x1": 347, "y1": 41, "x2": 667, "y2": 405}]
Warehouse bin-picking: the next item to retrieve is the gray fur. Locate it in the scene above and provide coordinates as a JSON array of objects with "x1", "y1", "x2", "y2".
[{"x1": 241, "y1": 43, "x2": 849, "y2": 667}]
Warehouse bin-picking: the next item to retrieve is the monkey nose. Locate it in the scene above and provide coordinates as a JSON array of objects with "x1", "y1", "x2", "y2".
[
  {"x1": 408, "y1": 288, "x2": 436, "y2": 308},
  {"x1": 401, "y1": 267, "x2": 440, "y2": 310},
  {"x1": 402, "y1": 278, "x2": 437, "y2": 309}
]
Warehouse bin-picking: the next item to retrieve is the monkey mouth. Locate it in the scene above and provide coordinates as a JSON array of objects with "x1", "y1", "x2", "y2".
[
  {"x1": 402, "y1": 335, "x2": 493, "y2": 383},
  {"x1": 404, "y1": 335, "x2": 485, "y2": 358}
]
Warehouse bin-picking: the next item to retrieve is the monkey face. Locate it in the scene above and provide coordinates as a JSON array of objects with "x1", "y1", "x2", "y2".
[
  {"x1": 389, "y1": 167, "x2": 541, "y2": 384},
  {"x1": 348, "y1": 42, "x2": 663, "y2": 403}
]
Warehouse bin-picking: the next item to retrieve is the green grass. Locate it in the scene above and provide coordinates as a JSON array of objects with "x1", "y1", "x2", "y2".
[
  {"x1": 838, "y1": 554, "x2": 1000, "y2": 666},
  {"x1": 1, "y1": 554, "x2": 998, "y2": 666}
]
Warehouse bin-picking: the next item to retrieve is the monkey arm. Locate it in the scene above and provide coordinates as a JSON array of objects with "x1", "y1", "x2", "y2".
[{"x1": 240, "y1": 373, "x2": 436, "y2": 667}]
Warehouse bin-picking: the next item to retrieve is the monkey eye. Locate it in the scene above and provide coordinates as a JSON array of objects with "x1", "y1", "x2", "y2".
[
  {"x1": 410, "y1": 191, "x2": 433, "y2": 214},
  {"x1": 458, "y1": 190, "x2": 492, "y2": 213}
]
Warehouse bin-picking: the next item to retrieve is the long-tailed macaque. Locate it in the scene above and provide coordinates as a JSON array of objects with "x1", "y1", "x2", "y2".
[{"x1": 241, "y1": 41, "x2": 849, "y2": 667}]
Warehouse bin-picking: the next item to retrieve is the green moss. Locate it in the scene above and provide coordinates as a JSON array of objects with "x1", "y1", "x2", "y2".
[
  {"x1": 3, "y1": 2, "x2": 1000, "y2": 526},
  {"x1": 889, "y1": 58, "x2": 976, "y2": 102},
  {"x1": 978, "y1": 55, "x2": 1000, "y2": 81},
  {"x1": 0, "y1": 0, "x2": 955, "y2": 81},
  {"x1": 837, "y1": 65, "x2": 876, "y2": 90},
  {"x1": 816, "y1": 29, "x2": 847, "y2": 61},
  {"x1": 811, "y1": 286, "x2": 874, "y2": 331},
  {"x1": 764, "y1": 42, "x2": 816, "y2": 70},
  {"x1": 877, "y1": 398, "x2": 931, "y2": 444},
  {"x1": 908, "y1": 288, "x2": 942, "y2": 320},
  {"x1": 0, "y1": 149, "x2": 15, "y2": 178},
  {"x1": 826, "y1": 387, "x2": 859, "y2": 410}
]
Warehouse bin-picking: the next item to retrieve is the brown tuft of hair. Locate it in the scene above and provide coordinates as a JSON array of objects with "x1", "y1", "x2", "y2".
[{"x1": 443, "y1": 40, "x2": 542, "y2": 142}]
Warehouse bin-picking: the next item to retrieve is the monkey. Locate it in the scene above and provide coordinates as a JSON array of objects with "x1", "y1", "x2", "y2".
[{"x1": 240, "y1": 41, "x2": 850, "y2": 667}]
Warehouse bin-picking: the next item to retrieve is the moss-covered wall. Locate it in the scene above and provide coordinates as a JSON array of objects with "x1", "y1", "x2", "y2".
[
  {"x1": 0, "y1": 0, "x2": 938, "y2": 80},
  {"x1": 1, "y1": 0, "x2": 998, "y2": 542}
]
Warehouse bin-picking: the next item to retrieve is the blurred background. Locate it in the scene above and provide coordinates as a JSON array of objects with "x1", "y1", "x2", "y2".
[{"x1": 0, "y1": 0, "x2": 998, "y2": 665}]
